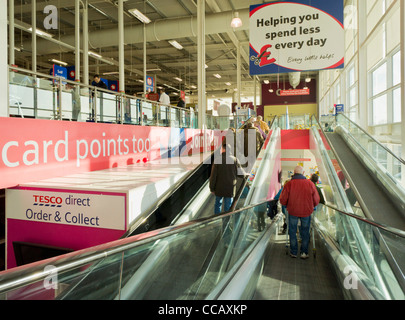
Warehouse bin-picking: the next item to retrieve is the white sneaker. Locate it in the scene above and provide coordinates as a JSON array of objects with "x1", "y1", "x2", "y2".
[{"x1": 300, "y1": 253, "x2": 309, "y2": 259}]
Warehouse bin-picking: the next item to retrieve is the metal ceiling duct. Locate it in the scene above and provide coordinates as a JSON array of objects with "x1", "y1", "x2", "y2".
[{"x1": 22, "y1": 9, "x2": 250, "y2": 55}]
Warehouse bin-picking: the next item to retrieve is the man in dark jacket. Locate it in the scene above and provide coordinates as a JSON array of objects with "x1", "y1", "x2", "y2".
[
  {"x1": 210, "y1": 143, "x2": 246, "y2": 214},
  {"x1": 280, "y1": 166, "x2": 320, "y2": 259},
  {"x1": 91, "y1": 74, "x2": 108, "y2": 89}
]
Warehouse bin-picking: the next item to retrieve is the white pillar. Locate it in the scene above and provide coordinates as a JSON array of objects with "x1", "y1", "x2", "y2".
[
  {"x1": 75, "y1": 0, "x2": 80, "y2": 82},
  {"x1": 118, "y1": 0, "x2": 125, "y2": 93},
  {"x1": 8, "y1": 0, "x2": 14, "y2": 65},
  {"x1": 143, "y1": 23, "x2": 147, "y2": 97},
  {"x1": 237, "y1": 42, "x2": 241, "y2": 111},
  {"x1": 0, "y1": 0, "x2": 8, "y2": 117},
  {"x1": 357, "y1": 0, "x2": 367, "y2": 128},
  {"x1": 83, "y1": 0, "x2": 89, "y2": 86},
  {"x1": 31, "y1": 0, "x2": 37, "y2": 72},
  {"x1": 400, "y1": 0, "x2": 405, "y2": 186},
  {"x1": 197, "y1": 0, "x2": 206, "y2": 129}
]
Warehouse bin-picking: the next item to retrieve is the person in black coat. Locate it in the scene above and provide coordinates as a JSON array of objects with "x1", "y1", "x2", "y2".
[
  {"x1": 91, "y1": 74, "x2": 108, "y2": 89},
  {"x1": 210, "y1": 143, "x2": 247, "y2": 214}
]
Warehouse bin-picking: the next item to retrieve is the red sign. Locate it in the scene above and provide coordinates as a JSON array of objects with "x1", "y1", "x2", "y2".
[
  {"x1": 0, "y1": 117, "x2": 222, "y2": 189},
  {"x1": 279, "y1": 89, "x2": 310, "y2": 96},
  {"x1": 147, "y1": 93, "x2": 159, "y2": 101}
]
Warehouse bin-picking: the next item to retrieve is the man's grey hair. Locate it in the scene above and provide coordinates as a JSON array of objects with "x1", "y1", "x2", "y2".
[{"x1": 294, "y1": 166, "x2": 304, "y2": 174}]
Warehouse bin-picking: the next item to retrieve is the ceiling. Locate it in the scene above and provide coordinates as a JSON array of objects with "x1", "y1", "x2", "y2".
[{"x1": 12, "y1": 0, "x2": 319, "y2": 98}]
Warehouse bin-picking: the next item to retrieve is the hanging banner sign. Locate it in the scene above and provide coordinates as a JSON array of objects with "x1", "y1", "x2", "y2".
[
  {"x1": 146, "y1": 75, "x2": 154, "y2": 93},
  {"x1": 249, "y1": 0, "x2": 344, "y2": 75}
]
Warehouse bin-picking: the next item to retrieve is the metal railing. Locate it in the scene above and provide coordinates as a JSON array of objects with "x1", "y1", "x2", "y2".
[{"x1": 8, "y1": 66, "x2": 255, "y2": 130}]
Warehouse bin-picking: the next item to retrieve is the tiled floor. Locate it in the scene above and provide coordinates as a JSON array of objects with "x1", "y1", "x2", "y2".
[{"x1": 253, "y1": 231, "x2": 344, "y2": 300}]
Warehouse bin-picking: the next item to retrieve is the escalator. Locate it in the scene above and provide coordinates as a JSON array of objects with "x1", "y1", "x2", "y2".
[
  {"x1": 123, "y1": 118, "x2": 255, "y2": 237},
  {"x1": 0, "y1": 116, "x2": 404, "y2": 300},
  {"x1": 322, "y1": 114, "x2": 405, "y2": 231},
  {"x1": 125, "y1": 117, "x2": 274, "y2": 236}
]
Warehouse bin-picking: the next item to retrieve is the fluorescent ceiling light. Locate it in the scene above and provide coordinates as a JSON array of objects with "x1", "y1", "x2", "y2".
[
  {"x1": 213, "y1": 74, "x2": 221, "y2": 79},
  {"x1": 128, "y1": 9, "x2": 151, "y2": 24},
  {"x1": 51, "y1": 59, "x2": 68, "y2": 66},
  {"x1": 225, "y1": 82, "x2": 231, "y2": 86},
  {"x1": 168, "y1": 40, "x2": 183, "y2": 50},
  {"x1": 89, "y1": 51, "x2": 102, "y2": 58},
  {"x1": 190, "y1": 85, "x2": 197, "y2": 89},
  {"x1": 103, "y1": 71, "x2": 120, "y2": 75},
  {"x1": 146, "y1": 68, "x2": 161, "y2": 72},
  {"x1": 263, "y1": 80, "x2": 269, "y2": 84},
  {"x1": 29, "y1": 27, "x2": 53, "y2": 38},
  {"x1": 205, "y1": 64, "x2": 208, "y2": 69},
  {"x1": 231, "y1": 12, "x2": 243, "y2": 28},
  {"x1": 174, "y1": 77, "x2": 183, "y2": 82}
]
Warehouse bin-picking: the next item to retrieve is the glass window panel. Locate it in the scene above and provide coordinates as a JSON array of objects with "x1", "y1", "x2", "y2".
[
  {"x1": 393, "y1": 87, "x2": 401, "y2": 123},
  {"x1": 393, "y1": 51, "x2": 401, "y2": 86},
  {"x1": 372, "y1": 63, "x2": 387, "y2": 96},
  {"x1": 373, "y1": 94, "x2": 388, "y2": 125}
]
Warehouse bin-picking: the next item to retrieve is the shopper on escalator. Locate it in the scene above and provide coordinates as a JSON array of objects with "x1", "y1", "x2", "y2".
[
  {"x1": 209, "y1": 143, "x2": 246, "y2": 215},
  {"x1": 280, "y1": 166, "x2": 320, "y2": 259},
  {"x1": 310, "y1": 174, "x2": 325, "y2": 206}
]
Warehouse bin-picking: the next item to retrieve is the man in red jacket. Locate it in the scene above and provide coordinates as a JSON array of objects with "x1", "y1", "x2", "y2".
[{"x1": 280, "y1": 166, "x2": 320, "y2": 259}]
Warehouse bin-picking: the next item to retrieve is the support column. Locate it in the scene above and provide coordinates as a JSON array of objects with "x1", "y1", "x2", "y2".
[
  {"x1": 75, "y1": 0, "x2": 80, "y2": 82},
  {"x1": 83, "y1": 0, "x2": 89, "y2": 86},
  {"x1": 237, "y1": 42, "x2": 241, "y2": 111},
  {"x1": 254, "y1": 76, "x2": 257, "y2": 113},
  {"x1": 143, "y1": 23, "x2": 147, "y2": 97},
  {"x1": 400, "y1": 0, "x2": 405, "y2": 185},
  {"x1": 31, "y1": 0, "x2": 37, "y2": 72},
  {"x1": 8, "y1": 0, "x2": 14, "y2": 65},
  {"x1": 118, "y1": 0, "x2": 125, "y2": 93},
  {"x1": 357, "y1": 0, "x2": 367, "y2": 128},
  {"x1": 0, "y1": 0, "x2": 8, "y2": 117},
  {"x1": 197, "y1": 0, "x2": 206, "y2": 130}
]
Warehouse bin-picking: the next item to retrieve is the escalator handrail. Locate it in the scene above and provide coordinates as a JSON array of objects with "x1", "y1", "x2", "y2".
[
  {"x1": 335, "y1": 113, "x2": 405, "y2": 165},
  {"x1": 311, "y1": 115, "x2": 374, "y2": 218},
  {"x1": 0, "y1": 198, "x2": 270, "y2": 294},
  {"x1": 323, "y1": 204, "x2": 405, "y2": 239}
]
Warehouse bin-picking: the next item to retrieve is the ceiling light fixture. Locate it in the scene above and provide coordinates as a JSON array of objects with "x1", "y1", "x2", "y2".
[
  {"x1": 231, "y1": 12, "x2": 243, "y2": 28},
  {"x1": 213, "y1": 74, "x2": 222, "y2": 79},
  {"x1": 174, "y1": 77, "x2": 183, "y2": 82},
  {"x1": 168, "y1": 40, "x2": 183, "y2": 50},
  {"x1": 103, "y1": 71, "x2": 120, "y2": 75},
  {"x1": 225, "y1": 82, "x2": 231, "y2": 86},
  {"x1": 128, "y1": 9, "x2": 151, "y2": 24},
  {"x1": 263, "y1": 80, "x2": 270, "y2": 84},
  {"x1": 305, "y1": 77, "x2": 311, "y2": 83},
  {"x1": 29, "y1": 27, "x2": 53, "y2": 38},
  {"x1": 89, "y1": 51, "x2": 102, "y2": 58},
  {"x1": 50, "y1": 59, "x2": 68, "y2": 66}
]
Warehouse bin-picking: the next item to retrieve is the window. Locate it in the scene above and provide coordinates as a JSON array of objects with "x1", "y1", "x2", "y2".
[
  {"x1": 372, "y1": 94, "x2": 387, "y2": 125},
  {"x1": 372, "y1": 63, "x2": 387, "y2": 96},
  {"x1": 393, "y1": 87, "x2": 401, "y2": 122},
  {"x1": 346, "y1": 64, "x2": 358, "y2": 122},
  {"x1": 369, "y1": 48, "x2": 401, "y2": 125}
]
